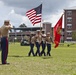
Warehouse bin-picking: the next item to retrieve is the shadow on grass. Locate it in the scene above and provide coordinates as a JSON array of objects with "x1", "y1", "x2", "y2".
[
  {"x1": 8, "y1": 55, "x2": 25, "y2": 58},
  {"x1": 42, "y1": 56, "x2": 53, "y2": 59},
  {"x1": 9, "y1": 55, "x2": 41, "y2": 58},
  {"x1": 8, "y1": 55, "x2": 53, "y2": 59}
]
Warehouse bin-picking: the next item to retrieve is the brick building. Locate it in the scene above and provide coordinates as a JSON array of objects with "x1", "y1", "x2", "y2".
[
  {"x1": 42, "y1": 22, "x2": 52, "y2": 34},
  {"x1": 64, "y1": 7, "x2": 76, "y2": 41}
]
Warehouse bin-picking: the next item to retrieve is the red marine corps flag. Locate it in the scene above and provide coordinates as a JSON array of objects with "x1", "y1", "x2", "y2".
[
  {"x1": 26, "y1": 4, "x2": 42, "y2": 26},
  {"x1": 54, "y1": 15, "x2": 63, "y2": 48}
]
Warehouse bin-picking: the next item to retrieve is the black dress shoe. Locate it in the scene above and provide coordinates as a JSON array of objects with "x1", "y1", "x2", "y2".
[
  {"x1": 33, "y1": 55, "x2": 35, "y2": 56},
  {"x1": 2, "y1": 63, "x2": 10, "y2": 65}
]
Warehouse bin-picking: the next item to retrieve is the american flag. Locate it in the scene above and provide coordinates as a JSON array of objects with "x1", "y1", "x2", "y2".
[{"x1": 26, "y1": 4, "x2": 42, "y2": 25}]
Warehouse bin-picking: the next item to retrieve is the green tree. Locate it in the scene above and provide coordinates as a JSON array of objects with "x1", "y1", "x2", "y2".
[
  {"x1": 19, "y1": 23, "x2": 27, "y2": 28},
  {"x1": 72, "y1": 30, "x2": 76, "y2": 40}
]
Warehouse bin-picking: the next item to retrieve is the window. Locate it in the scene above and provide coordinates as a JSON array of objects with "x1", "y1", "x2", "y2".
[
  {"x1": 67, "y1": 32, "x2": 72, "y2": 36},
  {"x1": 67, "y1": 17, "x2": 72, "y2": 22},
  {"x1": 67, "y1": 24, "x2": 72, "y2": 29},
  {"x1": 66, "y1": 39, "x2": 72, "y2": 41},
  {"x1": 67, "y1": 26, "x2": 72, "y2": 29},
  {"x1": 67, "y1": 11, "x2": 72, "y2": 16}
]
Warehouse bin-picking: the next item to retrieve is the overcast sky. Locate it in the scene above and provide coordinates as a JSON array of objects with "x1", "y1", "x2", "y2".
[{"x1": 0, "y1": 0, "x2": 76, "y2": 27}]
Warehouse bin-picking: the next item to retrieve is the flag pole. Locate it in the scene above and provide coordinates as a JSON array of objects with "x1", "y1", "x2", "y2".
[
  {"x1": 53, "y1": 27, "x2": 54, "y2": 43},
  {"x1": 40, "y1": 1, "x2": 43, "y2": 34},
  {"x1": 40, "y1": 21, "x2": 42, "y2": 33}
]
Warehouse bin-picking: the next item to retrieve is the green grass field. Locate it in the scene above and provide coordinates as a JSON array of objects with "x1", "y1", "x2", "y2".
[{"x1": 0, "y1": 43, "x2": 76, "y2": 75}]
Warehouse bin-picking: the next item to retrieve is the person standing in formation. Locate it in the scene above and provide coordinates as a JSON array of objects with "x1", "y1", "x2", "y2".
[
  {"x1": 0, "y1": 20, "x2": 12, "y2": 64},
  {"x1": 35, "y1": 30, "x2": 42, "y2": 56},
  {"x1": 28, "y1": 32, "x2": 35, "y2": 56},
  {"x1": 46, "y1": 32, "x2": 53, "y2": 56},
  {"x1": 41, "y1": 30, "x2": 46, "y2": 56}
]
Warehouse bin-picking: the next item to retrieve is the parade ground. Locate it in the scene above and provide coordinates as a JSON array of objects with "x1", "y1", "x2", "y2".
[{"x1": 0, "y1": 43, "x2": 76, "y2": 75}]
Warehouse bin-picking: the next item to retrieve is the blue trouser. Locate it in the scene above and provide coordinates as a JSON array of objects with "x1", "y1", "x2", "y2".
[
  {"x1": 28, "y1": 43, "x2": 35, "y2": 56},
  {"x1": 35, "y1": 42, "x2": 41, "y2": 56},
  {"x1": 47, "y1": 44, "x2": 51, "y2": 56},
  {"x1": 41, "y1": 41, "x2": 46, "y2": 56},
  {"x1": 1, "y1": 37, "x2": 8, "y2": 64}
]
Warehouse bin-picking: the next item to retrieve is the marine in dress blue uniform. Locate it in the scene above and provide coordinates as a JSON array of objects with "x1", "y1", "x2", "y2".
[{"x1": 0, "y1": 20, "x2": 12, "y2": 64}]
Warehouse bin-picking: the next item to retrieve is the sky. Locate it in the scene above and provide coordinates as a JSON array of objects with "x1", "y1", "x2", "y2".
[{"x1": 0, "y1": 0, "x2": 76, "y2": 28}]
